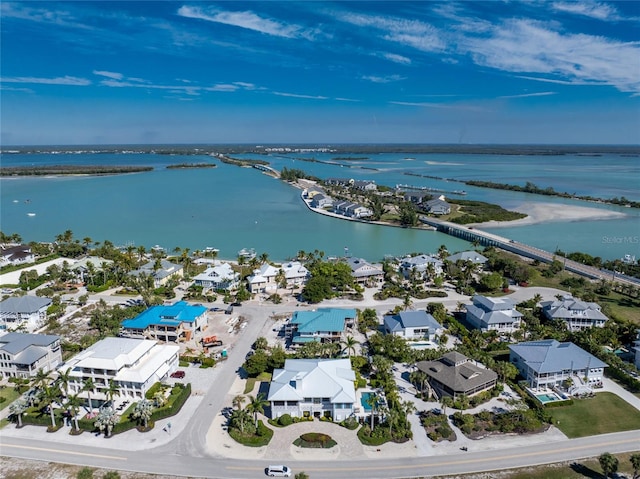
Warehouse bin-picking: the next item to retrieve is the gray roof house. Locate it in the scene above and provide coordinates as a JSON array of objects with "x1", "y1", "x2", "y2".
[
  {"x1": 466, "y1": 295, "x2": 522, "y2": 335},
  {"x1": 347, "y1": 257, "x2": 384, "y2": 285},
  {"x1": 310, "y1": 194, "x2": 334, "y2": 209},
  {"x1": 509, "y1": 339, "x2": 607, "y2": 394},
  {"x1": 129, "y1": 259, "x2": 183, "y2": 287},
  {"x1": 399, "y1": 254, "x2": 443, "y2": 279},
  {"x1": 0, "y1": 244, "x2": 35, "y2": 267},
  {"x1": 0, "y1": 332, "x2": 62, "y2": 379},
  {"x1": 424, "y1": 197, "x2": 451, "y2": 215},
  {"x1": 0, "y1": 296, "x2": 52, "y2": 332},
  {"x1": 193, "y1": 262, "x2": 239, "y2": 291},
  {"x1": 448, "y1": 251, "x2": 488, "y2": 265},
  {"x1": 267, "y1": 358, "x2": 356, "y2": 421},
  {"x1": 352, "y1": 180, "x2": 377, "y2": 191},
  {"x1": 383, "y1": 310, "x2": 443, "y2": 342},
  {"x1": 540, "y1": 294, "x2": 609, "y2": 331},
  {"x1": 416, "y1": 351, "x2": 498, "y2": 399}
]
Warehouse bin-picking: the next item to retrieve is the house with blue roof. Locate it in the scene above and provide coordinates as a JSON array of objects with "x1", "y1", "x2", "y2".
[
  {"x1": 285, "y1": 308, "x2": 356, "y2": 345},
  {"x1": 383, "y1": 310, "x2": 443, "y2": 342},
  {"x1": 509, "y1": 339, "x2": 607, "y2": 394},
  {"x1": 120, "y1": 301, "x2": 207, "y2": 343}
]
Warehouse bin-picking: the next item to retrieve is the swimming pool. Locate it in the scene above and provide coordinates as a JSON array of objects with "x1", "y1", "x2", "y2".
[
  {"x1": 360, "y1": 392, "x2": 374, "y2": 411},
  {"x1": 535, "y1": 392, "x2": 562, "y2": 403}
]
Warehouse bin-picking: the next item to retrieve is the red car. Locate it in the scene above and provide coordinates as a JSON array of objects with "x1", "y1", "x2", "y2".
[{"x1": 170, "y1": 370, "x2": 185, "y2": 379}]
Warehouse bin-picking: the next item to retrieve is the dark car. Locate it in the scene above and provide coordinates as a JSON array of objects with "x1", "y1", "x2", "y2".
[{"x1": 170, "y1": 370, "x2": 185, "y2": 379}]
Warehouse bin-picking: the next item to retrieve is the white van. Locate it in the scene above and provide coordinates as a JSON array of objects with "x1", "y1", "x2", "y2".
[{"x1": 266, "y1": 465, "x2": 292, "y2": 477}]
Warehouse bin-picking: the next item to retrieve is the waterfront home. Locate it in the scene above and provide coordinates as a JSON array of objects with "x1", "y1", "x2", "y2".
[
  {"x1": 416, "y1": 351, "x2": 498, "y2": 399},
  {"x1": 192, "y1": 262, "x2": 239, "y2": 291},
  {"x1": 267, "y1": 358, "x2": 356, "y2": 421},
  {"x1": 424, "y1": 197, "x2": 451, "y2": 215},
  {"x1": 0, "y1": 332, "x2": 62, "y2": 379},
  {"x1": 447, "y1": 251, "x2": 488, "y2": 266},
  {"x1": 59, "y1": 337, "x2": 179, "y2": 401},
  {"x1": 465, "y1": 295, "x2": 522, "y2": 335},
  {"x1": 129, "y1": 259, "x2": 183, "y2": 287},
  {"x1": 310, "y1": 194, "x2": 334, "y2": 209},
  {"x1": 71, "y1": 256, "x2": 113, "y2": 283},
  {"x1": 120, "y1": 301, "x2": 207, "y2": 343},
  {"x1": 509, "y1": 339, "x2": 607, "y2": 394},
  {"x1": 540, "y1": 294, "x2": 609, "y2": 331},
  {"x1": 399, "y1": 254, "x2": 443, "y2": 279},
  {"x1": 0, "y1": 296, "x2": 52, "y2": 332},
  {"x1": 286, "y1": 308, "x2": 356, "y2": 345},
  {"x1": 383, "y1": 310, "x2": 443, "y2": 342},
  {"x1": 352, "y1": 180, "x2": 377, "y2": 191},
  {"x1": 0, "y1": 244, "x2": 35, "y2": 267},
  {"x1": 333, "y1": 200, "x2": 373, "y2": 219},
  {"x1": 281, "y1": 261, "x2": 310, "y2": 289},
  {"x1": 248, "y1": 263, "x2": 281, "y2": 294},
  {"x1": 404, "y1": 192, "x2": 431, "y2": 204},
  {"x1": 304, "y1": 188, "x2": 324, "y2": 199},
  {"x1": 346, "y1": 257, "x2": 384, "y2": 286}
]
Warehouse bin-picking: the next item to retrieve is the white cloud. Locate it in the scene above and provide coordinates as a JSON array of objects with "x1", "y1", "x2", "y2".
[
  {"x1": 273, "y1": 91, "x2": 328, "y2": 100},
  {"x1": 1, "y1": 75, "x2": 91, "y2": 86},
  {"x1": 380, "y1": 52, "x2": 412, "y2": 65},
  {"x1": 339, "y1": 13, "x2": 445, "y2": 52},
  {"x1": 463, "y1": 19, "x2": 640, "y2": 93},
  {"x1": 93, "y1": 70, "x2": 123, "y2": 80},
  {"x1": 177, "y1": 6, "x2": 315, "y2": 40},
  {"x1": 498, "y1": 91, "x2": 557, "y2": 99},
  {"x1": 390, "y1": 100, "x2": 486, "y2": 111},
  {"x1": 362, "y1": 74, "x2": 405, "y2": 83},
  {"x1": 551, "y1": 1, "x2": 619, "y2": 21}
]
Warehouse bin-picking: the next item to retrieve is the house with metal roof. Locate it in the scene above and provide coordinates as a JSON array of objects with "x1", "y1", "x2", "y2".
[
  {"x1": 352, "y1": 180, "x2": 377, "y2": 191},
  {"x1": 281, "y1": 261, "x2": 310, "y2": 289},
  {"x1": 59, "y1": 337, "x2": 179, "y2": 401},
  {"x1": 120, "y1": 301, "x2": 207, "y2": 343},
  {"x1": 0, "y1": 244, "x2": 35, "y2": 267},
  {"x1": 383, "y1": 310, "x2": 443, "y2": 342},
  {"x1": 447, "y1": 251, "x2": 488, "y2": 265},
  {"x1": 509, "y1": 339, "x2": 607, "y2": 393},
  {"x1": 267, "y1": 358, "x2": 356, "y2": 421},
  {"x1": 192, "y1": 262, "x2": 239, "y2": 291},
  {"x1": 0, "y1": 332, "x2": 62, "y2": 379},
  {"x1": 416, "y1": 352, "x2": 498, "y2": 399},
  {"x1": 540, "y1": 294, "x2": 609, "y2": 331},
  {"x1": 424, "y1": 196, "x2": 451, "y2": 215},
  {"x1": 248, "y1": 263, "x2": 281, "y2": 293},
  {"x1": 466, "y1": 295, "x2": 522, "y2": 335},
  {"x1": 0, "y1": 296, "x2": 52, "y2": 332},
  {"x1": 128, "y1": 259, "x2": 183, "y2": 287},
  {"x1": 286, "y1": 308, "x2": 356, "y2": 345},
  {"x1": 346, "y1": 257, "x2": 384, "y2": 286},
  {"x1": 399, "y1": 254, "x2": 443, "y2": 279},
  {"x1": 310, "y1": 193, "x2": 334, "y2": 209}
]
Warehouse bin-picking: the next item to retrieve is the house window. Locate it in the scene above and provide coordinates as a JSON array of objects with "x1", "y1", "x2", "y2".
[{"x1": 274, "y1": 401, "x2": 285, "y2": 406}]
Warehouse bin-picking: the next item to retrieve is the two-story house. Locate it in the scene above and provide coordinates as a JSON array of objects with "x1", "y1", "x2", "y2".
[
  {"x1": 286, "y1": 308, "x2": 356, "y2": 345},
  {"x1": 465, "y1": 295, "x2": 522, "y2": 335},
  {"x1": 540, "y1": 294, "x2": 609, "y2": 331},
  {"x1": 0, "y1": 296, "x2": 52, "y2": 332},
  {"x1": 192, "y1": 262, "x2": 239, "y2": 291},
  {"x1": 383, "y1": 310, "x2": 443, "y2": 342},
  {"x1": 120, "y1": 301, "x2": 207, "y2": 343},
  {"x1": 0, "y1": 332, "x2": 62, "y2": 379}
]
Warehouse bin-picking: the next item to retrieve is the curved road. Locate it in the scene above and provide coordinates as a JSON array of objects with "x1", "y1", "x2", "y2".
[{"x1": 2, "y1": 302, "x2": 639, "y2": 478}]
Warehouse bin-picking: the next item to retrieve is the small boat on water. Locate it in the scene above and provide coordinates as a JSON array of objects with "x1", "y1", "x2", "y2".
[
  {"x1": 27, "y1": 213, "x2": 36, "y2": 217},
  {"x1": 238, "y1": 247, "x2": 256, "y2": 260}
]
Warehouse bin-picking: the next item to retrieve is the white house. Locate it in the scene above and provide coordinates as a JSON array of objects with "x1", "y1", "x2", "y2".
[
  {"x1": 383, "y1": 311, "x2": 443, "y2": 341},
  {"x1": 352, "y1": 180, "x2": 377, "y2": 191},
  {"x1": 267, "y1": 358, "x2": 356, "y2": 421},
  {"x1": 0, "y1": 244, "x2": 35, "y2": 267},
  {"x1": 509, "y1": 339, "x2": 607, "y2": 394},
  {"x1": 347, "y1": 257, "x2": 384, "y2": 285},
  {"x1": 281, "y1": 261, "x2": 309, "y2": 289},
  {"x1": 0, "y1": 296, "x2": 52, "y2": 332},
  {"x1": 0, "y1": 332, "x2": 62, "y2": 379},
  {"x1": 399, "y1": 254, "x2": 443, "y2": 279},
  {"x1": 310, "y1": 194, "x2": 334, "y2": 209},
  {"x1": 540, "y1": 294, "x2": 609, "y2": 331},
  {"x1": 129, "y1": 259, "x2": 183, "y2": 287},
  {"x1": 466, "y1": 295, "x2": 522, "y2": 335},
  {"x1": 447, "y1": 251, "x2": 488, "y2": 266},
  {"x1": 248, "y1": 263, "x2": 280, "y2": 293},
  {"x1": 59, "y1": 337, "x2": 179, "y2": 401},
  {"x1": 192, "y1": 262, "x2": 239, "y2": 291}
]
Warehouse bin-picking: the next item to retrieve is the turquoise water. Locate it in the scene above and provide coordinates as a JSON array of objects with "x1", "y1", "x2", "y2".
[
  {"x1": 360, "y1": 392, "x2": 374, "y2": 411},
  {"x1": 536, "y1": 393, "x2": 561, "y2": 403},
  {"x1": 1, "y1": 151, "x2": 638, "y2": 261}
]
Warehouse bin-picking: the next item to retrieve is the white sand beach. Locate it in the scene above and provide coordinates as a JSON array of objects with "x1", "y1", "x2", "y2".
[{"x1": 470, "y1": 202, "x2": 628, "y2": 228}]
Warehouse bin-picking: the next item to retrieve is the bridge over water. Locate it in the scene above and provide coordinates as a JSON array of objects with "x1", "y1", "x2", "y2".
[{"x1": 419, "y1": 216, "x2": 640, "y2": 287}]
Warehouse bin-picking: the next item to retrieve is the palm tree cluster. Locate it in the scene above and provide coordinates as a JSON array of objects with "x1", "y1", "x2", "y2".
[{"x1": 228, "y1": 393, "x2": 269, "y2": 436}]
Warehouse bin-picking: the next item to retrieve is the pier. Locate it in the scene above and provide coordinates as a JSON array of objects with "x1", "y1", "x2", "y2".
[{"x1": 419, "y1": 217, "x2": 640, "y2": 286}]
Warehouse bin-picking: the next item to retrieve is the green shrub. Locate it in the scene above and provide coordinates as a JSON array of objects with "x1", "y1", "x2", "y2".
[
  {"x1": 278, "y1": 414, "x2": 293, "y2": 426},
  {"x1": 145, "y1": 382, "x2": 163, "y2": 400},
  {"x1": 76, "y1": 467, "x2": 94, "y2": 479}
]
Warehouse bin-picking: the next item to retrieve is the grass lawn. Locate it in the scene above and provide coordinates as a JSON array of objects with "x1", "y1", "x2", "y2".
[
  {"x1": 549, "y1": 392, "x2": 640, "y2": 438},
  {"x1": 0, "y1": 386, "x2": 20, "y2": 411}
]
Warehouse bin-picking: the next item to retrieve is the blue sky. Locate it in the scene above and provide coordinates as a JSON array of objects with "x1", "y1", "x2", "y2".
[{"x1": 1, "y1": 1, "x2": 639, "y2": 145}]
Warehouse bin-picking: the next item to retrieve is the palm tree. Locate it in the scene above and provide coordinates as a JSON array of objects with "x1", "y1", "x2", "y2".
[
  {"x1": 229, "y1": 408, "x2": 252, "y2": 434},
  {"x1": 42, "y1": 384, "x2": 61, "y2": 429},
  {"x1": 232, "y1": 395, "x2": 246, "y2": 411},
  {"x1": 259, "y1": 252, "x2": 269, "y2": 264},
  {"x1": 440, "y1": 395, "x2": 453, "y2": 416},
  {"x1": 340, "y1": 335, "x2": 359, "y2": 357},
  {"x1": 83, "y1": 378, "x2": 96, "y2": 413},
  {"x1": 56, "y1": 367, "x2": 72, "y2": 398},
  {"x1": 94, "y1": 406, "x2": 118, "y2": 437},
  {"x1": 402, "y1": 292, "x2": 413, "y2": 311},
  {"x1": 132, "y1": 399, "x2": 154, "y2": 428},
  {"x1": 33, "y1": 368, "x2": 51, "y2": 392},
  {"x1": 366, "y1": 392, "x2": 380, "y2": 430},
  {"x1": 246, "y1": 393, "x2": 268, "y2": 429},
  {"x1": 630, "y1": 453, "x2": 640, "y2": 479},
  {"x1": 66, "y1": 394, "x2": 83, "y2": 432},
  {"x1": 275, "y1": 269, "x2": 286, "y2": 296},
  {"x1": 599, "y1": 452, "x2": 619, "y2": 478},
  {"x1": 106, "y1": 380, "x2": 121, "y2": 405},
  {"x1": 9, "y1": 396, "x2": 29, "y2": 428}
]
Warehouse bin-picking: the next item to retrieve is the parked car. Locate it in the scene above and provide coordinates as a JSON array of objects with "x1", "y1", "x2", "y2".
[
  {"x1": 170, "y1": 370, "x2": 185, "y2": 379},
  {"x1": 266, "y1": 465, "x2": 291, "y2": 477}
]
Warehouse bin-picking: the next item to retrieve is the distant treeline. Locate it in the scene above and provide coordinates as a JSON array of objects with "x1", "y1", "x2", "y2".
[
  {"x1": 466, "y1": 180, "x2": 640, "y2": 209},
  {"x1": 166, "y1": 163, "x2": 217, "y2": 169},
  {"x1": 0, "y1": 165, "x2": 153, "y2": 176},
  {"x1": 217, "y1": 155, "x2": 269, "y2": 167}
]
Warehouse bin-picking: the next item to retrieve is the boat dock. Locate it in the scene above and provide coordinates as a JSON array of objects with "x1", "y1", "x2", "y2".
[{"x1": 420, "y1": 216, "x2": 640, "y2": 286}]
